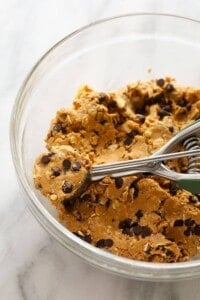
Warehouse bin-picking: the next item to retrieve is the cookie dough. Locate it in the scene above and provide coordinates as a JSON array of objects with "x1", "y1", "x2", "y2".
[{"x1": 33, "y1": 78, "x2": 200, "y2": 263}]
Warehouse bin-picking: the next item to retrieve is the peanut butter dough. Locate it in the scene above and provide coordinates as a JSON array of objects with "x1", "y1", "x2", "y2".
[{"x1": 33, "y1": 78, "x2": 200, "y2": 263}]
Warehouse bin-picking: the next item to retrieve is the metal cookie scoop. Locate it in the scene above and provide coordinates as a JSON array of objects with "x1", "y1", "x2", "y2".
[{"x1": 71, "y1": 120, "x2": 200, "y2": 200}]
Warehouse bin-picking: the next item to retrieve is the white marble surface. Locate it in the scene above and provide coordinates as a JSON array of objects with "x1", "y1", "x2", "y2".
[{"x1": 1, "y1": 1, "x2": 200, "y2": 299}]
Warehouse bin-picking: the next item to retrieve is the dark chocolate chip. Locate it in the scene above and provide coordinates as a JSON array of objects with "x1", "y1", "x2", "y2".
[
  {"x1": 165, "y1": 83, "x2": 175, "y2": 92},
  {"x1": 73, "y1": 232, "x2": 92, "y2": 243},
  {"x1": 52, "y1": 167, "x2": 61, "y2": 176},
  {"x1": 157, "y1": 108, "x2": 171, "y2": 119},
  {"x1": 71, "y1": 161, "x2": 81, "y2": 171},
  {"x1": 119, "y1": 218, "x2": 135, "y2": 229},
  {"x1": 96, "y1": 239, "x2": 105, "y2": 248},
  {"x1": 156, "y1": 78, "x2": 165, "y2": 87},
  {"x1": 98, "y1": 93, "x2": 107, "y2": 103},
  {"x1": 135, "y1": 105, "x2": 146, "y2": 115},
  {"x1": 132, "y1": 225, "x2": 142, "y2": 235},
  {"x1": 177, "y1": 98, "x2": 187, "y2": 107},
  {"x1": 122, "y1": 228, "x2": 133, "y2": 236},
  {"x1": 187, "y1": 104, "x2": 191, "y2": 111},
  {"x1": 169, "y1": 181, "x2": 179, "y2": 196},
  {"x1": 84, "y1": 235, "x2": 92, "y2": 243},
  {"x1": 146, "y1": 93, "x2": 165, "y2": 105},
  {"x1": 104, "y1": 239, "x2": 114, "y2": 247},
  {"x1": 173, "y1": 219, "x2": 184, "y2": 227},
  {"x1": 80, "y1": 193, "x2": 92, "y2": 202},
  {"x1": 135, "y1": 209, "x2": 143, "y2": 219},
  {"x1": 100, "y1": 120, "x2": 107, "y2": 125},
  {"x1": 124, "y1": 135, "x2": 133, "y2": 146},
  {"x1": 115, "y1": 177, "x2": 124, "y2": 189},
  {"x1": 123, "y1": 130, "x2": 139, "y2": 146},
  {"x1": 62, "y1": 198, "x2": 75, "y2": 212},
  {"x1": 105, "y1": 199, "x2": 111, "y2": 208},
  {"x1": 62, "y1": 159, "x2": 71, "y2": 170},
  {"x1": 166, "y1": 249, "x2": 174, "y2": 257},
  {"x1": 128, "y1": 130, "x2": 139, "y2": 138},
  {"x1": 193, "y1": 225, "x2": 200, "y2": 236},
  {"x1": 141, "y1": 226, "x2": 152, "y2": 238},
  {"x1": 189, "y1": 195, "x2": 198, "y2": 203},
  {"x1": 108, "y1": 100, "x2": 117, "y2": 108},
  {"x1": 41, "y1": 155, "x2": 51, "y2": 164},
  {"x1": 62, "y1": 181, "x2": 73, "y2": 193},
  {"x1": 53, "y1": 123, "x2": 62, "y2": 132},
  {"x1": 168, "y1": 126, "x2": 174, "y2": 133},
  {"x1": 136, "y1": 114, "x2": 146, "y2": 123},
  {"x1": 184, "y1": 218, "x2": 195, "y2": 227},
  {"x1": 130, "y1": 181, "x2": 139, "y2": 197},
  {"x1": 162, "y1": 105, "x2": 172, "y2": 113},
  {"x1": 184, "y1": 228, "x2": 191, "y2": 236}
]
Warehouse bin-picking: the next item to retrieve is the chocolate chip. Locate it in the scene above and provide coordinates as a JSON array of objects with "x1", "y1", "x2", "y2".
[
  {"x1": 162, "y1": 105, "x2": 172, "y2": 113},
  {"x1": 122, "y1": 228, "x2": 133, "y2": 236},
  {"x1": 141, "y1": 226, "x2": 152, "y2": 238},
  {"x1": 195, "y1": 116, "x2": 200, "y2": 121},
  {"x1": 105, "y1": 199, "x2": 111, "y2": 208},
  {"x1": 135, "y1": 105, "x2": 146, "y2": 115},
  {"x1": 84, "y1": 235, "x2": 92, "y2": 243},
  {"x1": 62, "y1": 198, "x2": 75, "y2": 212},
  {"x1": 52, "y1": 167, "x2": 61, "y2": 176},
  {"x1": 98, "y1": 92, "x2": 107, "y2": 103},
  {"x1": 124, "y1": 135, "x2": 133, "y2": 145},
  {"x1": 130, "y1": 181, "x2": 139, "y2": 197},
  {"x1": 136, "y1": 114, "x2": 146, "y2": 123},
  {"x1": 115, "y1": 177, "x2": 124, "y2": 189},
  {"x1": 53, "y1": 123, "x2": 62, "y2": 132},
  {"x1": 73, "y1": 232, "x2": 92, "y2": 243},
  {"x1": 104, "y1": 239, "x2": 113, "y2": 247},
  {"x1": 135, "y1": 210, "x2": 143, "y2": 219},
  {"x1": 62, "y1": 181, "x2": 73, "y2": 193},
  {"x1": 156, "y1": 78, "x2": 165, "y2": 87},
  {"x1": 123, "y1": 130, "x2": 139, "y2": 146},
  {"x1": 128, "y1": 130, "x2": 139, "y2": 138},
  {"x1": 184, "y1": 218, "x2": 195, "y2": 227},
  {"x1": 71, "y1": 161, "x2": 81, "y2": 171},
  {"x1": 108, "y1": 100, "x2": 117, "y2": 109},
  {"x1": 189, "y1": 195, "x2": 198, "y2": 203},
  {"x1": 165, "y1": 83, "x2": 175, "y2": 92},
  {"x1": 41, "y1": 155, "x2": 51, "y2": 164},
  {"x1": 62, "y1": 159, "x2": 71, "y2": 170},
  {"x1": 80, "y1": 193, "x2": 92, "y2": 202},
  {"x1": 132, "y1": 225, "x2": 142, "y2": 235},
  {"x1": 166, "y1": 249, "x2": 174, "y2": 257},
  {"x1": 119, "y1": 218, "x2": 135, "y2": 229},
  {"x1": 168, "y1": 126, "x2": 174, "y2": 133},
  {"x1": 146, "y1": 93, "x2": 165, "y2": 105},
  {"x1": 157, "y1": 108, "x2": 171, "y2": 119},
  {"x1": 184, "y1": 228, "x2": 191, "y2": 236},
  {"x1": 169, "y1": 181, "x2": 179, "y2": 196},
  {"x1": 173, "y1": 219, "x2": 184, "y2": 227},
  {"x1": 193, "y1": 225, "x2": 200, "y2": 236},
  {"x1": 96, "y1": 239, "x2": 113, "y2": 248},
  {"x1": 100, "y1": 120, "x2": 107, "y2": 125},
  {"x1": 177, "y1": 98, "x2": 187, "y2": 107}
]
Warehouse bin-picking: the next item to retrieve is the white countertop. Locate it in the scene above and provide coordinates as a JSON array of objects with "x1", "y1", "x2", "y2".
[{"x1": 1, "y1": 1, "x2": 200, "y2": 299}]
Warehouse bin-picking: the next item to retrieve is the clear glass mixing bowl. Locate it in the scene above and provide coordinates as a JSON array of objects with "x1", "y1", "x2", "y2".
[{"x1": 10, "y1": 13, "x2": 200, "y2": 281}]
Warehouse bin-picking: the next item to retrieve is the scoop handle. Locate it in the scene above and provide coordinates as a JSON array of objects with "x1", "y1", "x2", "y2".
[{"x1": 177, "y1": 179, "x2": 200, "y2": 194}]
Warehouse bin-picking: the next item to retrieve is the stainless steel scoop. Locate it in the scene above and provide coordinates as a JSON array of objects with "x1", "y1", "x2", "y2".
[{"x1": 89, "y1": 120, "x2": 200, "y2": 194}]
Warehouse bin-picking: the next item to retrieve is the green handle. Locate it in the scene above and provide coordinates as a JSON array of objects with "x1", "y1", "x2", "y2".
[{"x1": 177, "y1": 179, "x2": 200, "y2": 194}]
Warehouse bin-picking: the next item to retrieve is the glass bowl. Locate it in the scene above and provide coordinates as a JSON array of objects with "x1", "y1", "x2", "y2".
[{"x1": 10, "y1": 13, "x2": 200, "y2": 281}]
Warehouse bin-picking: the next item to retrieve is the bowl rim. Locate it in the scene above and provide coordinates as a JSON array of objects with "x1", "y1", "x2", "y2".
[{"x1": 10, "y1": 12, "x2": 200, "y2": 281}]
